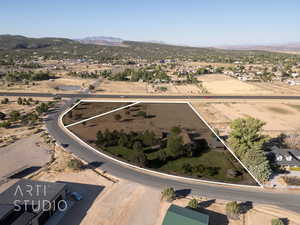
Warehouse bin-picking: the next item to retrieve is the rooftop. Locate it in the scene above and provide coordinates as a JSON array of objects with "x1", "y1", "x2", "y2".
[{"x1": 162, "y1": 204, "x2": 209, "y2": 225}]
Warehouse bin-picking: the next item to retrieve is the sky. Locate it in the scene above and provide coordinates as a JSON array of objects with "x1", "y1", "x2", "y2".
[{"x1": 1, "y1": 0, "x2": 300, "y2": 46}]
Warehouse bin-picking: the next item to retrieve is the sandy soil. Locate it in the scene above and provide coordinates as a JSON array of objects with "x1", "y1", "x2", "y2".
[
  {"x1": 0, "y1": 97, "x2": 51, "y2": 144},
  {"x1": 197, "y1": 74, "x2": 275, "y2": 95},
  {"x1": 252, "y1": 81, "x2": 300, "y2": 95},
  {"x1": 156, "y1": 197, "x2": 300, "y2": 225},
  {"x1": 95, "y1": 80, "x2": 148, "y2": 94},
  {"x1": 0, "y1": 134, "x2": 52, "y2": 181},
  {"x1": 193, "y1": 102, "x2": 300, "y2": 137}
]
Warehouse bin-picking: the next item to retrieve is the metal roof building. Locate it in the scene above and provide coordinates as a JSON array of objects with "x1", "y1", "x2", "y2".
[{"x1": 162, "y1": 204, "x2": 209, "y2": 225}]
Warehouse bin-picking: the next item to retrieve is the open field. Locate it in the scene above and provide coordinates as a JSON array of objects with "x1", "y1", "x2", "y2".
[
  {"x1": 66, "y1": 102, "x2": 257, "y2": 185},
  {"x1": 0, "y1": 77, "x2": 95, "y2": 93},
  {"x1": 192, "y1": 101, "x2": 300, "y2": 137},
  {"x1": 197, "y1": 74, "x2": 275, "y2": 95}
]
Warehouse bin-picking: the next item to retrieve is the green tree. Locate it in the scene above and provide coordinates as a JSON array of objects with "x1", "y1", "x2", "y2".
[
  {"x1": 137, "y1": 111, "x2": 147, "y2": 118},
  {"x1": 171, "y1": 126, "x2": 181, "y2": 135},
  {"x1": 1, "y1": 98, "x2": 9, "y2": 104},
  {"x1": 0, "y1": 121, "x2": 11, "y2": 128},
  {"x1": 188, "y1": 199, "x2": 199, "y2": 209},
  {"x1": 271, "y1": 218, "x2": 284, "y2": 225},
  {"x1": 167, "y1": 133, "x2": 184, "y2": 158},
  {"x1": 161, "y1": 187, "x2": 176, "y2": 202},
  {"x1": 228, "y1": 117, "x2": 267, "y2": 159},
  {"x1": 130, "y1": 151, "x2": 148, "y2": 167},
  {"x1": 133, "y1": 141, "x2": 143, "y2": 151},
  {"x1": 228, "y1": 117, "x2": 271, "y2": 182},
  {"x1": 9, "y1": 110, "x2": 20, "y2": 122},
  {"x1": 225, "y1": 201, "x2": 241, "y2": 220},
  {"x1": 17, "y1": 97, "x2": 23, "y2": 105}
]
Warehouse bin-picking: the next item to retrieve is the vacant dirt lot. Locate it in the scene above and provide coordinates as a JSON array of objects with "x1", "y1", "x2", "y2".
[
  {"x1": 63, "y1": 101, "x2": 132, "y2": 125},
  {"x1": 0, "y1": 77, "x2": 94, "y2": 93},
  {"x1": 68, "y1": 103, "x2": 213, "y2": 142},
  {"x1": 192, "y1": 101, "x2": 300, "y2": 137},
  {"x1": 197, "y1": 74, "x2": 274, "y2": 95}
]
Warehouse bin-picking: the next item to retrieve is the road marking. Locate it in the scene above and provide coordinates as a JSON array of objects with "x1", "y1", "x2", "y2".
[{"x1": 65, "y1": 101, "x2": 141, "y2": 128}]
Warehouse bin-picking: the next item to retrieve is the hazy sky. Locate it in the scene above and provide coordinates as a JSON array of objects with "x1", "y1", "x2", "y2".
[{"x1": 1, "y1": 0, "x2": 300, "y2": 46}]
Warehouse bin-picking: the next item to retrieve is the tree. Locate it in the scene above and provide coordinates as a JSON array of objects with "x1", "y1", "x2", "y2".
[
  {"x1": 225, "y1": 201, "x2": 241, "y2": 220},
  {"x1": 0, "y1": 121, "x2": 11, "y2": 128},
  {"x1": 228, "y1": 117, "x2": 272, "y2": 183},
  {"x1": 133, "y1": 141, "x2": 143, "y2": 151},
  {"x1": 130, "y1": 151, "x2": 148, "y2": 167},
  {"x1": 1, "y1": 98, "x2": 9, "y2": 104},
  {"x1": 171, "y1": 126, "x2": 181, "y2": 135},
  {"x1": 9, "y1": 110, "x2": 20, "y2": 122},
  {"x1": 228, "y1": 117, "x2": 267, "y2": 159},
  {"x1": 0, "y1": 112, "x2": 6, "y2": 120},
  {"x1": 67, "y1": 159, "x2": 83, "y2": 171},
  {"x1": 161, "y1": 187, "x2": 176, "y2": 202},
  {"x1": 17, "y1": 97, "x2": 23, "y2": 105},
  {"x1": 271, "y1": 218, "x2": 284, "y2": 225},
  {"x1": 188, "y1": 199, "x2": 199, "y2": 209},
  {"x1": 167, "y1": 133, "x2": 184, "y2": 158},
  {"x1": 36, "y1": 102, "x2": 49, "y2": 114},
  {"x1": 137, "y1": 111, "x2": 147, "y2": 118},
  {"x1": 114, "y1": 114, "x2": 122, "y2": 121},
  {"x1": 96, "y1": 130, "x2": 105, "y2": 146}
]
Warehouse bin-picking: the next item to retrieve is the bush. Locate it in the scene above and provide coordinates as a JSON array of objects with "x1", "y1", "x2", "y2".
[
  {"x1": 1, "y1": 98, "x2": 9, "y2": 104},
  {"x1": 161, "y1": 187, "x2": 176, "y2": 202},
  {"x1": 67, "y1": 159, "x2": 83, "y2": 171},
  {"x1": 0, "y1": 121, "x2": 11, "y2": 128},
  {"x1": 114, "y1": 114, "x2": 122, "y2": 121},
  {"x1": 188, "y1": 199, "x2": 199, "y2": 209},
  {"x1": 271, "y1": 218, "x2": 284, "y2": 225},
  {"x1": 226, "y1": 201, "x2": 241, "y2": 220},
  {"x1": 9, "y1": 110, "x2": 20, "y2": 121}
]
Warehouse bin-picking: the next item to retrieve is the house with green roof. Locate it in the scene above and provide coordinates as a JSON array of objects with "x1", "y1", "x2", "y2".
[{"x1": 162, "y1": 204, "x2": 209, "y2": 225}]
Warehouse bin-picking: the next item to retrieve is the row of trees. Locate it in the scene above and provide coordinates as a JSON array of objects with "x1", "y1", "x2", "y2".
[
  {"x1": 4, "y1": 70, "x2": 52, "y2": 82},
  {"x1": 110, "y1": 68, "x2": 171, "y2": 83}
]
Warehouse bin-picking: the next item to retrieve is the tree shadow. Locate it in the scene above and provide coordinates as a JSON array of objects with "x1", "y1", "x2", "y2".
[
  {"x1": 175, "y1": 189, "x2": 191, "y2": 198},
  {"x1": 239, "y1": 201, "x2": 253, "y2": 214},
  {"x1": 198, "y1": 199, "x2": 216, "y2": 208},
  {"x1": 280, "y1": 218, "x2": 290, "y2": 225}
]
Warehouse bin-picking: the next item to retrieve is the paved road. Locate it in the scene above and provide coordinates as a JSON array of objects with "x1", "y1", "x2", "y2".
[
  {"x1": 1, "y1": 92, "x2": 300, "y2": 100},
  {"x1": 45, "y1": 101, "x2": 300, "y2": 214}
]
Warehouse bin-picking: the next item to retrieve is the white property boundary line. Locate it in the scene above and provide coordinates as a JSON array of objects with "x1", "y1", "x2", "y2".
[
  {"x1": 66, "y1": 101, "x2": 141, "y2": 128},
  {"x1": 59, "y1": 99, "x2": 263, "y2": 188}
]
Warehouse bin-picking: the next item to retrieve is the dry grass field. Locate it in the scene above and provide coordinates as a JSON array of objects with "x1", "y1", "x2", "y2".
[
  {"x1": 197, "y1": 74, "x2": 274, "y2": 95},
  {"x1": 0, "y1": 77, "x2": 94, "y2": 93},
  {"x1": 193, "y1": 101, "x2": 300, "y2": 137}
]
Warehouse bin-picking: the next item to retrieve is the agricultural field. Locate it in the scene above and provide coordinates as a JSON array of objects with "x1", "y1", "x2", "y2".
[{"x1": 65, "y1": 101, "x2": 258, "y2": 185}]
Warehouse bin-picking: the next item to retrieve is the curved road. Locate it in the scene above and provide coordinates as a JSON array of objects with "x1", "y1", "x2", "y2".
[{"x1": 45, "y1": 100, "x2": 300, "y2": 214}]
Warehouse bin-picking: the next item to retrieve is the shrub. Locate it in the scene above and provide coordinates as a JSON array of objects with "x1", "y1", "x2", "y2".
[
  {"x1": 188, "y1": 199, "x2": 199, "y2": 209},
  {"x1": 67, "y1": 159, "x2": 83, "y2": 171},
  {"x1": 225, "y1": 201, "x2": 241, "y2": 220},
  {"x1": 0, "y1": 121, "x2": 11, "y2": 128},
  {"x1": 114, "y1": 114, "x2": 122, "y2": 121},
  {"x1": 161, "y1": 187, "x2": 176, "y2": 202},
  {"x1": 271, "y1": 218, "x2": 284, "y2": 225},
  {"x1": 1, "y1": 98, "x2": 9, "y2": 104}
]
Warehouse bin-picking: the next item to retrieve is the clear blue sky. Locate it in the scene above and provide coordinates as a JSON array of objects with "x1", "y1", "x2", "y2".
[{"x1": 1, "y1": 0, "x2": 300, "y2": 46}]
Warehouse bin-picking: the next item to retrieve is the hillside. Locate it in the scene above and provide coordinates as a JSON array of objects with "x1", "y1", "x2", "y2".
[
  {"x1": 219, "y1": 42, "x2": 300, "y2": 52},
  {"x1": 0, "y1": 35, "x2": 299, "y2": 64}
]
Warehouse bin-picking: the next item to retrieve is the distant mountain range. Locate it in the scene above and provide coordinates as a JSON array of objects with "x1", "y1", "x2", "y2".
[
  {"x1": 218, "y1": 42, "x2": 300, "y2": 52},
  {"x1": 75, "y1": 36, "x2": 124, "y2": 46}
]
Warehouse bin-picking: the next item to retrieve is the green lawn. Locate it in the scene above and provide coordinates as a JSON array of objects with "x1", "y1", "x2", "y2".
[
  {"x1": 102, "y1": 145, "x2": 246, "y2": 183},
  {"x1": 158, "y1": 151, "x2": 244, "y2": 182}
]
